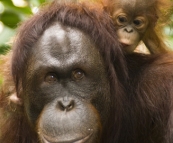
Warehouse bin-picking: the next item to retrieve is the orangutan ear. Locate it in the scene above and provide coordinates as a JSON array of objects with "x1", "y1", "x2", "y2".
[{"x1": 9, "y1": 93, "x2": 23, "y2": 105}]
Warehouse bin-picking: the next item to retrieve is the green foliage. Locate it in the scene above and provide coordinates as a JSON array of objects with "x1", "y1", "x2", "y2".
[
  {"x1": 1, "y1": 11, "x2": 20, "y2": 28},
  {"x1": 0, "y1": 0, "x2": 48, "y2": 54},
  {"x1": 166, "y1": 15, "x2": 173, "y2": 49}
]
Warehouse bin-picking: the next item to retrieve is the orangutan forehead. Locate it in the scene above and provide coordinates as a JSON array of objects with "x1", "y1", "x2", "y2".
[{"x1": 114, "y1": 0, "x2": 155, "y2": 13}]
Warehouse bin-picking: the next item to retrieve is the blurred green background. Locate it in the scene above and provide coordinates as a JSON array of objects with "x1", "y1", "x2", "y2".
[
  {"x1": 0, "y1": 0, "x2": 173, "y2": 55},
  {"x1": 0, "y1": 0, "x2": 52, "y2": 54}
]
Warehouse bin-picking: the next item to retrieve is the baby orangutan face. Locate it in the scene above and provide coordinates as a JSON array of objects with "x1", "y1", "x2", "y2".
[
  {"x1": 110, "y1": 0, "x2": 150, "y2": 53},
  {"x1": 113, "y1": 9, "x2": 148, "y2": 53}
]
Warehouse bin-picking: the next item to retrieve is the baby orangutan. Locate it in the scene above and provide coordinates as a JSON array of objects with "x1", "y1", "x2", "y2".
[{"x1": 103, "y1": 0, "x2": 173, "y2": 54}]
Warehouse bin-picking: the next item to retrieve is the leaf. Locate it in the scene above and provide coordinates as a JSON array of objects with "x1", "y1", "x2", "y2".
[
  {"x1": 1, "y1": 11, "x2": 20, "y2": 28},
  {"x1": 0, "y1": 45, "x2": 10, "y2": 54},
  {"x1": 1, "y1": 0, "x2": 32, "y2": 15}
]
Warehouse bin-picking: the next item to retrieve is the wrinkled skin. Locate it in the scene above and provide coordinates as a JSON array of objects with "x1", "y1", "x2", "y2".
[{"x1": 22, "y1": 22, "x2": 110, "y2": 143}]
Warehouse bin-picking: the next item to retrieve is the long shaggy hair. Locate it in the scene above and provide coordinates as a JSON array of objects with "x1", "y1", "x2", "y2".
[{"x1": 0, "y1": 1, "x2": 128, "y2": 143}]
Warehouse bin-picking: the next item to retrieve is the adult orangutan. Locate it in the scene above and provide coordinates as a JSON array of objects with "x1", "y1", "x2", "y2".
[
  {"x1": 0, "y1": 1, "x2": 127, "y2": 143},
  {"x1": 0, "y1": 1, "x2": 173, "y2": 143}
]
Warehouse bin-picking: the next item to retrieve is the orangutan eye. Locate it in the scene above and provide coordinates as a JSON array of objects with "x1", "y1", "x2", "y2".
[
  {"x1": 45, "y1": 73, "x2": 58, "y2": 83},
  {"x1": 134, "y1": 19, "x2": 142, "y2": 26},
  {"x1": 72, "y1": 69, "x2": 85, "y2": 80},
  {"x1": 116, "y1": 15, "x2": 128, "y2": 25},
  {"x1": 118, "y1": 16, "x2": 127, "y2": 23},
  {"x1": 133, "y1": 17, "x2": 148, "y2": 29}
]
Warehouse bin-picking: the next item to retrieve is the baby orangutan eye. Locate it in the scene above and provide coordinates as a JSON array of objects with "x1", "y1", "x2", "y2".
[
  {"x1": 72, "y1": 69, "x2": 85, "y2": 80},
  {"x1": 117, "y1": 15, "x2": 128, "y2": 25},
  {"x1": 133, "y1": 19, "x2": 142, "y2": 26},
  {"x1": 133, "y1": 17, "x2": 147, "y2": 29},
  {"x1": 45, "y1": 73, "x2": 58, "y2": 83}
]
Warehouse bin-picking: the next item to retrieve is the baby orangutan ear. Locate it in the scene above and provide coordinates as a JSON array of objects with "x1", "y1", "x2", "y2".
[{"x1": 9, "y1": 93, "x2": 23, "y2": 105}]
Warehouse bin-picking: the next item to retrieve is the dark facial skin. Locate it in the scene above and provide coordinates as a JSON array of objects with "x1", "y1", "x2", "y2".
[
  {"x1": 112, "y1": 0, "x2": 149, "y2": 53},
  {"x1": 23, "y1": 22, "x2": 110, "y2": 143}
]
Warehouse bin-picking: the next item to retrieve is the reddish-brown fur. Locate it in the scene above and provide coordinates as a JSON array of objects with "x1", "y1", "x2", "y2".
[
  {"x1": 0, "y1": 1, "x2": 173, "y2": 143},
  {"x1": 125, "y1": 52, "x2": 173, "y2": 143},
  {"x1": 0, "y1": 1, "x2": 127, "y2": 143}
]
